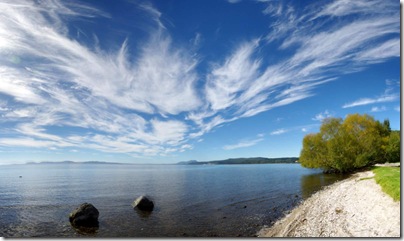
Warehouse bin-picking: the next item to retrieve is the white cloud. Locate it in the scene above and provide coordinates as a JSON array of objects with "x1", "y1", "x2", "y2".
[
  {"x1": 204, "y1": 0, "x2": 398, "y2": 124},
  {"x1": 287, "y1": 18, "x2": 398, "y2": 76},
  {"x1": 138, "y1": 2, "x2": 166, "y2": 30},
  {"x1": 0, "y1": 0, "x2": 201, "y2": 157},
  {"x1": 0, "y1": 0, "x2": 399, "y2": 159},
  {"x1": 270, "y1": 128, "x2": 288, "y2": 135},
  {"x1": 205, "y1": 40, "x2": 261, "y2": 111},
  {"x1": 5, "y1": 107, "x2": 38, "y2": 118},
  {"x1": 0, "y1": 0, "x2": 201, "y2": 116},
  {"x1": 150, "y1": 119, "x2": 188, "y2": 145},
  {"x1": 179, "y1": 144, "x2": 193, "y2": 152},
  {"x1": 134, "y1": 35, "x2": 201, "y2": 115},
  {"x1": 270, "y1": 124, "x2": 319, "y2": 136},
  {"x1": 0, "y1": 137, "x2": 71, "y2": 148},
  {"x1": 223, "y1": 137, "x2": 264, "y2": 150},
  {"x1": 312, "y1": 110, "x2": 333, "y2": 121},
  {"x1": 342, "y1": 95, "x2": 398, "y2": 108},
  {"x1": 355, "y1": 39, "x2": 400, "y2": 63},
  {"x1": 343, "y1": 78, "x2": 399, "y2": 109},
  {"x1": 264, "y1": 3, "x2": 297, "y2": 43},
  {"x1": 0, "y1": 68, "x2": 46, "y2": 105},
  {"x1": 314, "y1": 0, "x2": 396, "y2": 18},
  {"x1": 370, "y1": 106, "x2": 387, "y2": 112}
]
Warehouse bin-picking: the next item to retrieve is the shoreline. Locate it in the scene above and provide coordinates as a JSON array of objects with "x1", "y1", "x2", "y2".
[{"x1": 257, "y1": 169, "x2": 400, "y2": 237}]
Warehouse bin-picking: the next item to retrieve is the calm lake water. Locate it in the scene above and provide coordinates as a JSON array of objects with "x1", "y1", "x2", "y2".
[{"x1": 0, "y1": 163, "x2": 348, "y2": 237}]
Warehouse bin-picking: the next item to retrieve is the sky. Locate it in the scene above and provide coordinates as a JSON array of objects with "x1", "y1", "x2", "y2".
[{"x1": 0, "y1": 0, "x2": 400, "y2": 165}]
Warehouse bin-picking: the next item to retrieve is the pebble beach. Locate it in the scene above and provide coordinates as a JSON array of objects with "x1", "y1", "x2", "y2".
[{"x1": 258, "y1": 169, "x2": 400, "y2": 237}]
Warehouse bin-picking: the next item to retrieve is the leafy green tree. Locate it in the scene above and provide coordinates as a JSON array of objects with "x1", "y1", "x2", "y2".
[
  {"x1": 300, "y1": 114, "x2": 391, "y2": 173},
  {"x1": 385, "y1": 131, "x2": 400, "y2": 163},
  {"x1": 300, "y1": 133, "x2": 328, "y2": 169},
  {"x1": 383, "y1": 119, "x2": 391, "y2": 133}
]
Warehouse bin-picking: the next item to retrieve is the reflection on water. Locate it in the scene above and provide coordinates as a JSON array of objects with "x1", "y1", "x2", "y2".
[
  {"x1": 300, "y1": 172, "x2": 350, "y2": 199},
  {"x1": 71, "y1": 225, "x2": 99, "y2": 236},
  {"x1": 134, "y1": 208, "x2": 153, "y2": 219}
]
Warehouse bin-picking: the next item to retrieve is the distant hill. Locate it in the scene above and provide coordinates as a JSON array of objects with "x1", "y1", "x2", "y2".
[
  {"x1": 24, "y1": 158, "x2": 299, "y2": 166},
  {"x1": 177, "y1": 160, "x2": 199, "y2": 165},
  {"x1": 25, "y1": 160, "x2": 125, "y2": 165},
  {"x1": 177, "y1": 157, "x2": 299, "y2": 165}
]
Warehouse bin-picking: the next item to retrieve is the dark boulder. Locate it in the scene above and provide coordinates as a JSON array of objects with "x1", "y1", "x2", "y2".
[
  {"x1": 69, "y1": 203, "x2": 99, "y2": 228},
  {"x1": 132, "y1": 196, "x2": 154, "y2": 211}
]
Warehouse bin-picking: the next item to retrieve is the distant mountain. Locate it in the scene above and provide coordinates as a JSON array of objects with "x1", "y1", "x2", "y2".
[
  {"x1": 177, "y1": 157, "x2": 299, "y2": 165},
  {"x1": 25, "y1": 161, "x2": 125, "y2": 165},
  {"x1": 177, "y1": 160, "x2": 200, "y2": 165}
]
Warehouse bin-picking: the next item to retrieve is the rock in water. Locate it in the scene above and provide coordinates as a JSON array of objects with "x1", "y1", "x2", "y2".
[
  {"x1": 132, "y1": 196, "x2": 154, "y2": 211},
  {"x1": 69, "y1": 203, "x2": 99, "y2": 227}
]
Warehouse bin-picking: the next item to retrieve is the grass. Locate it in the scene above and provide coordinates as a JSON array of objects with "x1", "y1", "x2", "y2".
[
  {"x1": 372, "y1": 166, "x2": 400, "y2": 202},
  {"x1": 358, "y1": 176, "x2": 374, "y2": 181}
]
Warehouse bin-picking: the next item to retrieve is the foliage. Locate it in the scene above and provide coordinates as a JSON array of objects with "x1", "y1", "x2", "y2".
[
  {"x1": 385, "y1": 131, "x2": 401, "y2": 163},
  {"x1": 300, "y1": 114, "x2": 392, "y2": 173},
  {"x1": 373, "y1": 166, "x2": 400, "y2": 201}
]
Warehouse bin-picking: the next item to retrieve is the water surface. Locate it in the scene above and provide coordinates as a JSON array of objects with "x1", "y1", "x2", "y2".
[{"x1": 0, "y1": 163, "x2": 347, "y2": 237}]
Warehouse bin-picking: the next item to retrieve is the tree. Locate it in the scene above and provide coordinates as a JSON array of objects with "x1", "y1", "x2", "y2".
[
  {"x1": 383, "y1": 119, "x2": 391, "y2": 133},
  {"x1": 299, "y1": 114, "x2": 391, "y2": 173},
  {"x1": 300, "y1": 133, "x2": 328, "y2": 169},
  {"x1": 385, "y1": 131, "x2": 400, "y2": 163}
]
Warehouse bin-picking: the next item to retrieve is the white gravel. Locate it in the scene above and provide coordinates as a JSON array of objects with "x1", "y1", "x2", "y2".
[{"x1": 258, "y1": 170, "x2": 400, "y2": 237}]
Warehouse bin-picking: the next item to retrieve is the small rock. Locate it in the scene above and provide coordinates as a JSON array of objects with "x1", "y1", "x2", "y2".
[
  {"x1": 69, "y1": 203, "x2": 99, "y2": 228},
  {"x1": 132, "y1": 195, "x2": 154, "y2": 211}
]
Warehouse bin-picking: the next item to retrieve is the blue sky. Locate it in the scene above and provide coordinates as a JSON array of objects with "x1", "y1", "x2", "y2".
[{"x1": 0, "y1": 0, "x2": 400, "y2": 165}]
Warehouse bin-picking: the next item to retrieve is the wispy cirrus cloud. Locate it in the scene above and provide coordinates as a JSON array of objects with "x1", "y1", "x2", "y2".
[
  {"x1": 0, "y1": 0, "x2": 199, "y2": 156},
  {"x1": 355, "y1": 39, "x2": 400, "y2": 64},
  {"x1": 205, "y1": 40, "x2": 261, "y2": 111},
  {"x1": 270, "y1": 128, "x2": 288, "y2": 136},
  {"x1": 342, "y1": 79, "x2": 399, "y2": 109},
  {"x1": 314, "y1": 0, "x2": 396, "y2": 18},
  {"x1": 223, "y1": 135, "x2": 264, "y2": 150},
  {"x1": 0, "y1": 0, "x2": 399, "y2": 159},
  {"x1": 227, "y1": 0, "x2": 242, "y2": 3},
  {"x1": 342, "y1": 96, "x2": 398, "y2": 109},
  {"x1": 202, "y1": 0, "x2": 398, "y2": 123},
  {"x1": 0, "y1": 0, "x2": 200, "y2": 117}
]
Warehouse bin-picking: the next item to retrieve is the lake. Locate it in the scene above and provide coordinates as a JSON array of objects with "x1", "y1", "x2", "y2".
[{"x1": 0, "y1": 163, "x2": 348, "y2": 237}]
